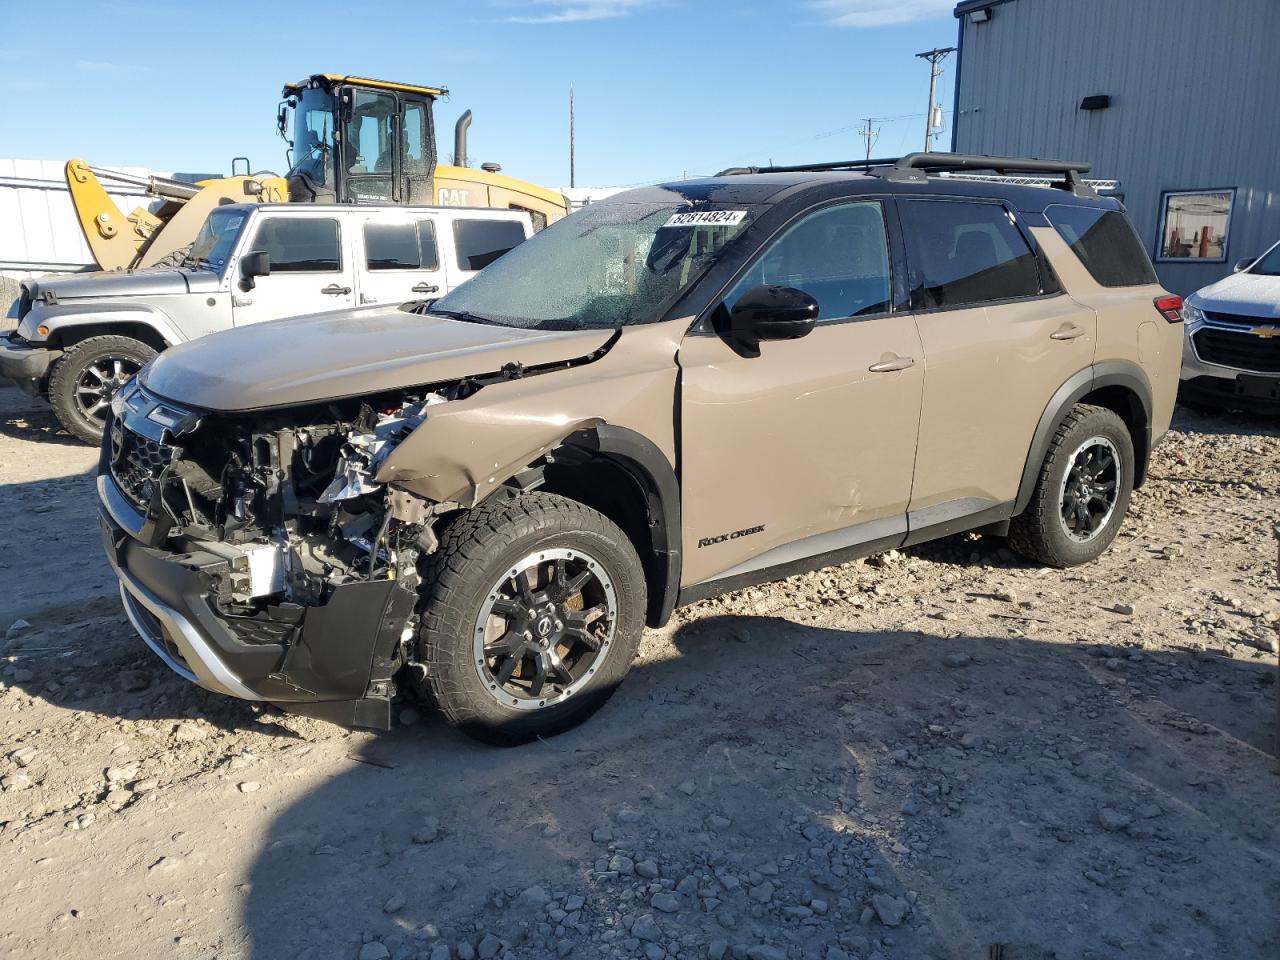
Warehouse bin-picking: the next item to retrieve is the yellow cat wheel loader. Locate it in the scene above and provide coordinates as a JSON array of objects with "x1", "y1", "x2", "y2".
[{"x1": 67, "y1": 74, "x2": 568, "y2": 271}]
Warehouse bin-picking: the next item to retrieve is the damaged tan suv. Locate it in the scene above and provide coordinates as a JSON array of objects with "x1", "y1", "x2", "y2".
[{"x1": 98, "y1": 153, "x2": 1183, "y2": 744}]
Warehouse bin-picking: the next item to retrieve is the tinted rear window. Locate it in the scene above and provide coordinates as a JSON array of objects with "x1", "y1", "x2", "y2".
[
  {"x1": 365, "y1": 221, "x2": 420, "y2": 270},
  {"x1": 899, "y1": 199, "x2": 1042, "y2": 309},
  {"x1": 1045, "y1": 205, "x2": 1158, "y2": 287},
  {"x1": 453, "y1": 220, "x2": 527, "y2": 271},
  {"x1": 364, "y1": 220, "x2": 440, "y2": 271},
  {"x1": 417, "y1": 220, "x2": 440, "y2": 271}
]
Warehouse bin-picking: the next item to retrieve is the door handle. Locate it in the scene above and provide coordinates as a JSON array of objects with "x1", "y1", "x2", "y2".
[
  {"x1": 411, "y1": 282, "x2": 439, "y2": 294},
  {"x1": 321, "y1": 284, "x2": 352, "y2": 296},
  {"x1": 1051, "y1": 323, "x2": 1086, "y2": 340},
  {"x1": 868, "y1": 354, "x2": 916, "y2": 373}
]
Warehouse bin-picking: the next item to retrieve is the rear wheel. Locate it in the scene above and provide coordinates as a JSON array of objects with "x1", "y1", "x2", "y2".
[
  {"x1": 414, "y1": 493, "x2": 646, "y2": 745},
  {"x1": 1008, "y1": 404, "x2": 1134, "y2": 568},
  {"x1": 49, "y1": 335, "x2": 156, "y2": 444}
]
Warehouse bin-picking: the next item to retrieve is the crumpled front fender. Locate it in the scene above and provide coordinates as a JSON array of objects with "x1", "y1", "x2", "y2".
[{"x1": 374, "y1": 318, "x2": 687, "y2": 507}]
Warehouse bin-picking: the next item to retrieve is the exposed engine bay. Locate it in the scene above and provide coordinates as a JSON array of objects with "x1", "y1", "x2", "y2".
[
  {"x1": 97, "y1": 324, "x2": 623, "y2": 728},
  {"x1": 110, "y1": 385, "x2": 463, "y2": 607},
  {"x1": 100, "y1": 376, "x2": 510, "y2": 724}
]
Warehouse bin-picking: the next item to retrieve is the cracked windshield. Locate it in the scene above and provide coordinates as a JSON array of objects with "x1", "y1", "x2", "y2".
[{"x1": 431, "y1": 196, "x2": 753, "y2": 330}]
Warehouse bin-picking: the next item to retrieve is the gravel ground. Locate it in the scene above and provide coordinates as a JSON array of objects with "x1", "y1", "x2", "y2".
[{"x1": 0, "y1": 384, "x2": 1277, "y2": 960}]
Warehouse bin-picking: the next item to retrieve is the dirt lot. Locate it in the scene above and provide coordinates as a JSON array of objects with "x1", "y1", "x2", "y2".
[{"x1": 0, "y1": 384, "x2": 1277, "y2": 960}]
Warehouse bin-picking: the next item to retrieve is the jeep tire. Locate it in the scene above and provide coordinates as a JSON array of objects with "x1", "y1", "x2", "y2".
[
  {"x1": 49, "y1": 335, "x2": 157, "y2": 444},
  {"x1": 1009, "y1": 403, "x2": 1135, "y2": 568},
  {"x1": 414, "y1": 492, "x2": 647, "y2": 746}
]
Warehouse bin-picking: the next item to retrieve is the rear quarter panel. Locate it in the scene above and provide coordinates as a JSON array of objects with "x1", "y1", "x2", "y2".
[{"x1": 1031, "y1": 227, "x2": 1179, "y2": 440}]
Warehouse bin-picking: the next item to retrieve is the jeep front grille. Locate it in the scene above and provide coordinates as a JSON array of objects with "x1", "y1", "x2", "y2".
[{"x1": 1194, "y1": 318, "x2": 1280, "y2": 374}]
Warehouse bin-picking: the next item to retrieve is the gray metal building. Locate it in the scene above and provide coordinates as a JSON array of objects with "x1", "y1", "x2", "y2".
[{"x1": 950, "y1": 0, "x2": 1280, "y2": 296}]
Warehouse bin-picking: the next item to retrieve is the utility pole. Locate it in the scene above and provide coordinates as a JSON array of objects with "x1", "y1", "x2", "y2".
[
  {"x1": 859, "y1": 117, "x2": 881, "y2": 162},
  {"x1": 915, "y1": 47, "x2": 956, "y2": 152},
  {"x1": 569, "y1": 85, "x2": 576, "y2": 188}
]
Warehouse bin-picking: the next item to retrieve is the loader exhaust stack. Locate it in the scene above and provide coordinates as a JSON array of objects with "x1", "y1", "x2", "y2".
[{"x1": 454, "y1": 110, "x2": 472, "y2": 169}]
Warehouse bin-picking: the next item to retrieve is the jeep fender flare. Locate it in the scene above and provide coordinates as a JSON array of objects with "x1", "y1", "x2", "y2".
[
  {"x1": 562, "y1": 425, "x2": 682, "y2": 628},
  {"x1": 34, "y1": 304, "x2": 181, "y2": 350},
  {"x1": 1014, "y1": 360, "x2": 1153, "y2": 516}
]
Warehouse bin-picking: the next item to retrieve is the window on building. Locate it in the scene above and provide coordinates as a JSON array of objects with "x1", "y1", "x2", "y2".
[
  {"x1": 249, "y1": 218, "x2": 342, "y2": 272},
  {"x1": 1044, "y1": 205, "x2": 1158, "y2": 287},
  {"x1": 899, "y1": 199, "x2": 1042, "y2": 309},
  {"x1": 723, "y1": 201, "x2": 892, "y2": 322},
  {"x1": 1157, "y1": 189, "x2": 1234, "y2": 262},
  {"x1": 453, "y1": 219, "x2": 528, "y2": 271}
]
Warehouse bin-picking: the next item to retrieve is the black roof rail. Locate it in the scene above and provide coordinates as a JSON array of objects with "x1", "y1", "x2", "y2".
[{"x1": 717, "y1": 152, "x2": 1098, "y2": 198}]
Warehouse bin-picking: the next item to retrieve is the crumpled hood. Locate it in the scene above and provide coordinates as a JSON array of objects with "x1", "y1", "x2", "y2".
[
  {"x1": 140, "y1": 305, "x2": 615, "y2": 412},
  {"x1": 1188, "y1": 271, "x2": 1280, "y2": 319},
  {"x1": 27, "y1": 267, "x2": 219, "y2": 301}
]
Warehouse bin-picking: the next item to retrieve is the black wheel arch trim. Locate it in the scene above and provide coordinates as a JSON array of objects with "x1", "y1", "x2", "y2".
[
  {"x1": 562, "y1": 424, "x2": 682, "y2": 629},
  {"x1": 1014, "y1": 361, "x2": 1153, "y2": 516}
]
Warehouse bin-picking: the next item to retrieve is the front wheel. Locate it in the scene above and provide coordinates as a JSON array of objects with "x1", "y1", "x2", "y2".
[
  {"x1": 1008, "y1": 403, "x2": 1135, "y2": 568},
  {"x1": 414, "y1": 493, "x2": 647, "y2": 745},
  {"x1": 48, "y1": 335, "x2": 157, "y2": 444}
]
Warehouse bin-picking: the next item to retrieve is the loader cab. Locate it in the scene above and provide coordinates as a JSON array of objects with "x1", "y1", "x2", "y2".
[{"x1": 281, "y1": 74, "x2": 443, "y2": 206}]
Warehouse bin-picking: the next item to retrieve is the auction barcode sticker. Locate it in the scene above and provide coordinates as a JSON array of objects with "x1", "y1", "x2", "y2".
[{"x1": 663, "y1": 210, "x2": 747, "y2": 228}]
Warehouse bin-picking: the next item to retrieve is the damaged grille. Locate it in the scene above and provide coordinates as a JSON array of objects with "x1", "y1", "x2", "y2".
[
  {"x1": 222, "y1": 613, "x2": 299, "y2": 646},
  {"x1": 110, "y1": 417, "x2": 177, "y2": 510}
]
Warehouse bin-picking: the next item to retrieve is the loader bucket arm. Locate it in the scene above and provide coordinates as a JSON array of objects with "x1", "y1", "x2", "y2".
[
  {"x1": 135, "y1": 174, "x2": 288, "y2": 268},
  {"x1": 65, "y1": 158, "x2": 148, "y2": 271},
  {"x1": 65, "y1": 159, "x2": 289, "y2": 271}
]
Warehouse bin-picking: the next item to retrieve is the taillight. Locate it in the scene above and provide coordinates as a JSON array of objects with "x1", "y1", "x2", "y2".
[{"x1": 1154, "y1": 294, "x2": 1183, "y2": 323}]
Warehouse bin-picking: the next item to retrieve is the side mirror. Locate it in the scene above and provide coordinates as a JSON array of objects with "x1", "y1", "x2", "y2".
[
  {"x1": 1233, "y1": 257, "x2": 1256, "y2": 274},
  {"x1": 240, "y1": 251, "x2": 271, "y2": 289},
  {"x1": 727, "y1": 285, "x2": 819, "y2": 353}
]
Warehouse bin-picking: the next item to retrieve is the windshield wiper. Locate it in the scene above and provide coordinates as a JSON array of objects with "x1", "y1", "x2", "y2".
[{"x1": 429, "y1": 308, "x2": 495, "y2": 325}]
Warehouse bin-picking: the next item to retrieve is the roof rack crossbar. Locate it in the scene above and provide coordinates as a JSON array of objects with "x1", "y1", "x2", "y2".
[
  {"x1": 717, "y1": 152, "x2": 1098, "y2": 198},
  {"x1": 717, "y1": 157, "x2": 900, "y2": 176}
]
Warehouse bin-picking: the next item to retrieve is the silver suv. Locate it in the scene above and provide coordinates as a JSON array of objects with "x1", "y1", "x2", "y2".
[{"x1": 1180, "y1": 239, "x2": 1280, "y2": 411}]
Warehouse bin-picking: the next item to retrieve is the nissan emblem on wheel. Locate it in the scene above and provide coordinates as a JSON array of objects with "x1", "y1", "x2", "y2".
[{"x1": 94, "y1": 153, "x2": 1185, "y2": 745}]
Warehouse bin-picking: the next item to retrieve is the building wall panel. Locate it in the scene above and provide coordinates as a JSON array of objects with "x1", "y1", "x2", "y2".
[{"x1": 953, "y1": 0, "x2": 1280, "y2": 294}]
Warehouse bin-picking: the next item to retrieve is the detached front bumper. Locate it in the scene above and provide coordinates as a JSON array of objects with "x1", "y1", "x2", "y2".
[
  {"x1": 0, "y1": 336, "x2": 59, "y2": 395},
  {"x1": 98, "y1": 470, "x2": 415, "y2": 728}
]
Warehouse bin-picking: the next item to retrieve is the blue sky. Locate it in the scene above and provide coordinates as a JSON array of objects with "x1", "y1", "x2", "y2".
[{"x1": 0, "y1": 0, "x2": 962, "y2": 187}]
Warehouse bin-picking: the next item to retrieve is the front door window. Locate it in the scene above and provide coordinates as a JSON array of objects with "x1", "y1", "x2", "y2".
[{"x1": 233, "y1": 218, "x2": 353, "y2": 325}]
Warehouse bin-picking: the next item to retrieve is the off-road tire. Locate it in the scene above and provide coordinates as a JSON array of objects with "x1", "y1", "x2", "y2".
[
  {"x1": 1008, "y1": 403, "x2": 1135, "y2": 568},
  {"x1": 414, "y1": 492, "x2": 647, "y2": 746},
  {"x1": 49, "y1": 335, "x2": 157, "y2": 444}
]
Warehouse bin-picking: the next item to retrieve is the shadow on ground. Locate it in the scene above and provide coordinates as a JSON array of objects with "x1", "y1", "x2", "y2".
[
  {"x1": 226, "y1": 616, "x2": 1278, "y2": 960},
  {"x1": 0, "y1": 384, "x2": 84, "y2": 448},
  {"x1": 1171, "y1": 400, "x2": 1280, "y2": 439}
]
